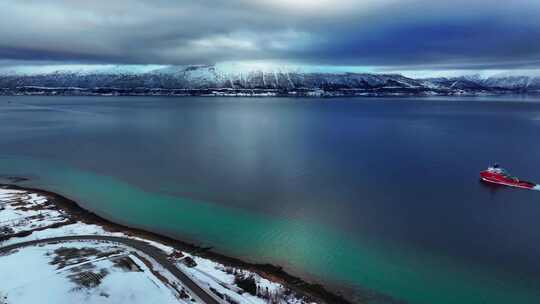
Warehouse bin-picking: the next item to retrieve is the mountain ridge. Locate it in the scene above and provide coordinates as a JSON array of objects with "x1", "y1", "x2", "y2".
[{"x1": 1, "y1": 65, "x2": 540, "y2": 96}]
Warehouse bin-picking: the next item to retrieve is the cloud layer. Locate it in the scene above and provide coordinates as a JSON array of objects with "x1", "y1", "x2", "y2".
[{"x1": 1, "y1": 0, "x2": 539, "y2": 70}]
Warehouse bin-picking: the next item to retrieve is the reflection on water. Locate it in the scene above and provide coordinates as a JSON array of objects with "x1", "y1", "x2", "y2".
[{"x1": 2, "y1": 96, "x2": 540, "y2": 303}]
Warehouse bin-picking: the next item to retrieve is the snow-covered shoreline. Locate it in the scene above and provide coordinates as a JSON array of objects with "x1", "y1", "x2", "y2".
[{"x1": 0, "y1": 185, "x2": 342, "y2": 304}]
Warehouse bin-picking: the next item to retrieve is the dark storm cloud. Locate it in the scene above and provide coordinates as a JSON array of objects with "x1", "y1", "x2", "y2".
[{"x1": 1, "y1": 0, "x2": 539, "y2": 69}]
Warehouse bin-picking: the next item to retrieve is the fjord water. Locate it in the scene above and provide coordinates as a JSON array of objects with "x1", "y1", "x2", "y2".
[{"x1": 2, "y1": 96, "x2": 540, "y2": 303}]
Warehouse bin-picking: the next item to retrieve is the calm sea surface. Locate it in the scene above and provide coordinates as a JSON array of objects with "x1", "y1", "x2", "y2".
[{"x1": 1, "y1": 96, "x2": 540, "y2": 303}]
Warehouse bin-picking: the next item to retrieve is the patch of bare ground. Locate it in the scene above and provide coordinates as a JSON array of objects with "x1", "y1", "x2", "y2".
[
  {"x1": 68, "y1": 269, "x2": 110, "y2": 290},
  {"x1": 112, "y1": 256, "x2": 142, "y2": 272},
  {"x1": 48, "y1": 246, "x2": 122, "y2": 270}
]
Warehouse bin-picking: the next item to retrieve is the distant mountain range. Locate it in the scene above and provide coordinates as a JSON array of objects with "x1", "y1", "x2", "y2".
[{"x1": 1, "y1": 65, "x2": 540, "y2": 97}]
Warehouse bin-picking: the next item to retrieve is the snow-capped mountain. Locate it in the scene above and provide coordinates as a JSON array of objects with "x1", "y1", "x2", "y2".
[
  {"x1": 482, "y1": 75, "x2": 540, "y2": 90},
  {"x1": 1, "y1": 64, "x2": 539, "y2": 96},
  {"x1": 0, "y1": 65, "x2": 424, "y2": 89}
]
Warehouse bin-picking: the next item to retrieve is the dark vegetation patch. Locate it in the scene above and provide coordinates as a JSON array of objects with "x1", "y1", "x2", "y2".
[
  {"x1": 171, "y1": 250, "x2": 184, "y2": 259},
  {"x1": 258, "y1": 285, "x2": 307, "y2": 304},
  {"x1": 234, "y1": 274, "x2": 257, "y2": 296},
  {"x1": 0, "y1": 291, "x2": 7, "y2": 304},
  {"x1": 0, "y1": 197, "x2": 26, "y2": 208},
  {"x1": 49, "y1": 246, "x2": 122, "y2": 270},
  {"x1": 0, "y1": 226, "x2": 15, "y2": 236},
  {"x1": 182, "y1": 256, "x2": 197, "y2": 267},
  {"x1": 179, "y1": 288, "x2": 190, "y2": 299},
  {"x1": 49, "y1": 247, "x2": 99, "y2": 269},
  {"x1": 210, "y1": 287, "x2": 225, "y2": 299},
  {"x1": 99, "y1": 292, "x2": 110, "y2": 298},
  {"x1": 0, "y1": 219, "x2": 76, "y2": 242},
  {"x1": 112, "y1": 256, "x2": 142, "y2": 272},
  {"x1": 15, "y1": 201, "x2": 57, "y2": 212},
  {"x1": 10, "y1": 201, "x2": 28, "y2": 208},
  {"x1": 70, "y1": 262, "x2": 98, "y2": 273},
  {"x1": 68, "y1": 269, "x2": 109, "y2": 289}
]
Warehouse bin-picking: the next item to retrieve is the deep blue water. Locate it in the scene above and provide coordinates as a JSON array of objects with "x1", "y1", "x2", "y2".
[{"x1": 1, "y1": 96, "x2": 540, "y2": 303}]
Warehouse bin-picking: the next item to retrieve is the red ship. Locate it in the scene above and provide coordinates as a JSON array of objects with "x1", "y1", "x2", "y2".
[{"x1": 480, "y1": 164, "x2": 540, "y2": 190}]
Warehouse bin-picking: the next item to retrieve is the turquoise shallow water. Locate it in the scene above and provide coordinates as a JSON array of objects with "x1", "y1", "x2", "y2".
[
  {"x1": 2, "y1": 155, "x2": 540, "y2": 304},
  {"x1": 2, "y1": 96, "x2": 540, "y2": 303}
]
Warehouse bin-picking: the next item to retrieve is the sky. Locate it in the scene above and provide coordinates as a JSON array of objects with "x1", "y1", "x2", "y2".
[{"x1": 0, "y1": 0, "x2": 539, "y2": 77}]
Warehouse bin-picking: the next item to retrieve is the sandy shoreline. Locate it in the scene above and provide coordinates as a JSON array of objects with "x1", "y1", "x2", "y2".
[{"x1": 0, "y1": 182, "x2": 353, "y2": 304}]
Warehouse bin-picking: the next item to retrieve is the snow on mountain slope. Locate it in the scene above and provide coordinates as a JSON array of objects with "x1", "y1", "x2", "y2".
[
  {"x1": 0, "y1": 65, "x2": 165, "y2": 77},
  {"x1": 422, "y1": 74, "x2": 540, "y2": 91},
  {"x1": 483, "y1": 75, "x2": 540, "y2": 90},
  {"x1": 0, "y1": 64, "x2": 426, "y2": 89},
  {"x1": 1, "y1": 64, "x2": 540, "y2": 94}
]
